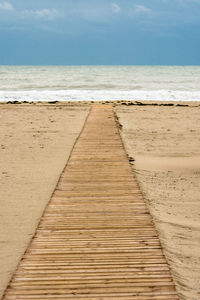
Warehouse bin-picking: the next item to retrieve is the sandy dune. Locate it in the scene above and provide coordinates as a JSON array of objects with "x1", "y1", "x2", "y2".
[
  {"x1": 0, "y1": 104, "x2": 89, "y2": 298},
  {"x1": 115, "y1": 104, "x2": 200, "y2": 300}
]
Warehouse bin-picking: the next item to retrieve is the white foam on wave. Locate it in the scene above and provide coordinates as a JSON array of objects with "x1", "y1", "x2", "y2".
[{"x1": 0, "y1": 89, "x2": 200, "y2": 102}]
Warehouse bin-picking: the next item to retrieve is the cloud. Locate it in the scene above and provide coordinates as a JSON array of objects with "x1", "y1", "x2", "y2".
[
  {"x1": 134, "y1": 5, "x2": 152, "y2": 14},
  {"x1": 0, "y1": 1, "x2": 13, "y2": 11},
  {"x1": 178, "y1": 0, "x2": 200, "y2": 2},
  {"x1": 23, "y1": 8, "x2": 61, "y2": 20},
  {"x1": 111, "y1": 3, "x2": 121, "y2": 13}
]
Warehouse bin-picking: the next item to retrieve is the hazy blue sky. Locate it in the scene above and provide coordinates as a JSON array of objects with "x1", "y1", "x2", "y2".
[{"x1": 0, "y1": 0, "x2": 200, "y2": 65}]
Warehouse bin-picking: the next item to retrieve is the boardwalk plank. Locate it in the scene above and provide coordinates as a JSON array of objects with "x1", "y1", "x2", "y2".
[{"x1": 2, "y1": 105, "x2": 178, "y2": 300}]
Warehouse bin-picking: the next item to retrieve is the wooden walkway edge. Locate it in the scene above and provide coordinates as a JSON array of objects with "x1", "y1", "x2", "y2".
[{"x1": 2, "y1": 104, "x2": 179, "y2": 299}]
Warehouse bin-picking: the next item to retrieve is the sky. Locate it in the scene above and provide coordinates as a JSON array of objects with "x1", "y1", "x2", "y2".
[{"x1": 0, "y1": 0, "x2": 200, "y2": 65}]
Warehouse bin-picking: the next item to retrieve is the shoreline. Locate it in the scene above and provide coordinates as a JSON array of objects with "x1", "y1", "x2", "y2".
[{"x1": 1, "y1": 99, "x2": 200, "y2": 106}]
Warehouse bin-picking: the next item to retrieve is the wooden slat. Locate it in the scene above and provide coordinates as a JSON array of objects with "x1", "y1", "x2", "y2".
[{"x1": 2, "y1": 105, "x2": 178, "y2": 299}]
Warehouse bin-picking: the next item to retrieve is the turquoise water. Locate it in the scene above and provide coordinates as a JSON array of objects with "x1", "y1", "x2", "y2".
[{"x1": 0, "y1": 66, "x2": 200, "y2": 102}]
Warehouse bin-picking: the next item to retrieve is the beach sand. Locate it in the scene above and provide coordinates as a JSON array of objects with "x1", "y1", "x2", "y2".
[
  {"x1": 0, "y1": 102, "x2": 200, "y2": 300},
  {"x1": 0, "y1": 103, "x2": 89, "y2": 298},
  {"x1": 115, "y1": 104, "x2": 200, "y2": 300}
]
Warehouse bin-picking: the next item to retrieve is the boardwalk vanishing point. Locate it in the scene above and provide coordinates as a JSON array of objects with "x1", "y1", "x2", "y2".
[{"x1": 3, "y1": 105, "x2": 179, "y2": 299}]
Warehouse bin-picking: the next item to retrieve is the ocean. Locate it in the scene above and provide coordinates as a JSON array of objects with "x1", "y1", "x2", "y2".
[{"x1": 0, "y1": 65, "x2": 200, "y2": 102}]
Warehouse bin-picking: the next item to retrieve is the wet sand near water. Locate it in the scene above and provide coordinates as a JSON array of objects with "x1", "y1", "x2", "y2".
[
  {"x1": 115, "y1": 104, "x2": 200, "y2": 300},
  {"x1": 0, "y1": 103, "x2": 90, "y2": 298}
]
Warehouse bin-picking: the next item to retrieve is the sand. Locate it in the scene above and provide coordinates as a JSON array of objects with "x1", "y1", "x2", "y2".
[
  {"x1": 0, "y1": 103, "x2": 89, "y2": 298},
  {"x1": 1, "y1": 102, "x2": 200, "y2": 300},
  {"x1": 115, "y1": 104, "x2": 200, "y2": 300}
]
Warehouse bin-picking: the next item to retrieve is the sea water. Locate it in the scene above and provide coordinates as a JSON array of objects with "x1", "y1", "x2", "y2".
[{"x1": 0, "y1": 65, "x2": 200, "y2": 102}]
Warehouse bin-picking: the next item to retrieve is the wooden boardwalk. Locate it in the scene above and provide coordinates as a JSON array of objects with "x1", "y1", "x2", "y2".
[{"x1": 3, "y1": 105, "x2": 178, "y2": 300}]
